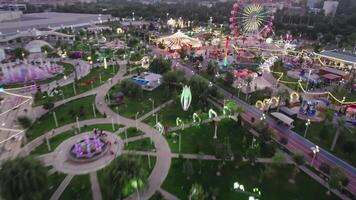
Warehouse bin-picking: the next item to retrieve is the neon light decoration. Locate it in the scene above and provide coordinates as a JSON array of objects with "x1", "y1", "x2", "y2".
[
  {"x1": 176, "y1": 117, "x2": 184, "y2": 130},
  {"x1": 154, "y1": 122, "x2": 164, "y2": 134},
  {"x1": 180, "y1": 85, "x2": 192, "y2": 111},
  {"x1": 192, "y1": 113, "x2": 201, "y2": 125},
  {"x1": 230, "y1": 0, "x2": 274, "y2": 38},
  {"x1": 208, "y1": 109, "x2": 218, "y2": 119},
  {"x1": 223, "y1": 36, "x2": 229, "y2": 67}
]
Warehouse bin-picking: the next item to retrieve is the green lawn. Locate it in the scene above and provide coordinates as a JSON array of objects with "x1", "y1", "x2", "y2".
[
  {"x1": 109, "y1": 84, "x2": 174, "y2": 119},
  {"x1": 59, "y1": 174, "x2": 92, "y2": 200},
  {"x1": 34, "y1": 65, "x2": 118, "y2": 106},
  {"x1": 27, "y1": 95, "x2": 102, "y2": 142},
  {"x1": 143, "y1": 99, "x2": 210, "y2": 127},
  {"x1": 164, "y1": 119, "x2": 258, "y2": 155},
  {"x1": 162, "y1": 159, "x2": 340, "y2": 200},
  {"x1": 119, "y1": 127, "x2": 144, "y2": 139},
  {"x1": 43, "y1": 171, "x2": 66, "y2": 200},
  {"x1": 30, "y1": 124, "x2": 119, "y2": 156},
  {"x1": 125, "y1": 138, "x2": 155, "y2": 151}
]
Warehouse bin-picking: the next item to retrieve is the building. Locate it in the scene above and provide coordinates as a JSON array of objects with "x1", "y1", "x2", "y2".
[
  {"x1": 0, "y1": 4, "x2": 27, "y2": 11},
  {"x1": 24, "y1": 40, "x2": 53, "y2": 53},
  {"x1": 0, "y1": 28, "x2": 75, "y2": 48},
  {"x1": 0, "y1": 11, "x2": 22, "y2": 22},
  {"x1": 21, "y1": 0, "x2": 97, "y2": 6},
  {"x1": 315, "y1": 50, "x2": 356, "y2": 69},
  {"x1": 323, "y1": 0, "x2": 339, "y2": 17},
  {"x1": 307, "y1": 0, "x2": 322, "y2": 8},
  {"x1": 0, "y1": 12, "x2": 112, "y2": 36}
]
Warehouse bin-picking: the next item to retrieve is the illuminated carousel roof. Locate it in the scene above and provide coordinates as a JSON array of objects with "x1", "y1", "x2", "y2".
[{"x1": 158, "y1": 30, "x2": 202, "y2": 50}]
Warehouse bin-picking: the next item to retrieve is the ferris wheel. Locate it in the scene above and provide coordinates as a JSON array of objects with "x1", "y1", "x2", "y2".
[{"x1": 229, "y1": 0, "x2": 274, "y2": 38}]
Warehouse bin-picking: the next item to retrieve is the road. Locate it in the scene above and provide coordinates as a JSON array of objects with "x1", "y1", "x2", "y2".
[{"x1": 175, "y1": 59, "x2": 356, "y2": 195}]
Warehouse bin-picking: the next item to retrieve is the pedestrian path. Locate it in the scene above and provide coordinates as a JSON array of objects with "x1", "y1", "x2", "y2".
[
  {"x1": 50, "y1": 174, "x2": 74, "y2": 200},
  {"x1": 90, "y1": 172, "x2": 103, "y2": 200}
]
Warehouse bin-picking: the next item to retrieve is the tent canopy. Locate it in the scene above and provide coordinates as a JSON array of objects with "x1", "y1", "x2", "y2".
[{"x1": 158, "y1": 30, "x2": 202, "y2": 50}]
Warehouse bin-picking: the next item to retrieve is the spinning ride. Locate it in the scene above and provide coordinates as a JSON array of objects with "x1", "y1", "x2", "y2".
[{"x1": 230, "y1": 0, "x2": 274, "y2": 38}]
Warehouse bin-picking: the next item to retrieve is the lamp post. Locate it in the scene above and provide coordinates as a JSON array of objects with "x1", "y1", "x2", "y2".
[
  {"x1": 304, "y1": 119, "x2": 311, "y2": 138},
  {"x1": 260, "y1": 113, "x2": 266, "y2": 121},
  {"x1": 76, "y1": 116, "x2": 80, "y2": 132},
  {"x1": 310, "y1": 145, "x2": 319, "y2": 167},
  {"x1": 135, "y1": 112, "x2": 140, "y2": 131},
  {"x1": 233, "y1": 181, "x2": 261, "y2": 199},
  {"x1": 148, "y1": 98, "x2": 155, "y2": 118},
  {"x1": 116, "y1": 107, "x2": 120, "y2": 130},
  {"x1": 52, "y1": 111, "x2": 58, "y2": 127}
]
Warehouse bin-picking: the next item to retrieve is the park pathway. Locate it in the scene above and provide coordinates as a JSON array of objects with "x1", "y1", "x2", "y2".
[
  {"x1": 50, "y1": 174, "x2": 74, "y2": 200},
  {"x1": 90, "y1": 172, "x2": 103, "y2": 200},
  {"x1": 94, "y1": 63, "x2": 172, "y2": 200}
]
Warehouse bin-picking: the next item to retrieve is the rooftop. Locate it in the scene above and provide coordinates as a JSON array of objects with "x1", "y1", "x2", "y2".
[
  {"x1": 0, "y1": 12, "x2": 112, "y2": 36},
  {"x1": 316, "y1": 50, "x2": 356, "y2": 65}
]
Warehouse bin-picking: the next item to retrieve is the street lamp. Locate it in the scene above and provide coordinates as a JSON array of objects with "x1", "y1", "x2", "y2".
[
  {"x1": 233, "y1": 181, "x2": 261, "y2": 200},
  {"x1": 148, "y1": 98, "x2": 155, "y2": 117},
  {"x1": 304, "y1": 119, "x2": 311, "y2": 138},
  {"x1": 260, "y1": 113, "x2": 266, "y2": 121},
  {"x1": 135, "y1": 112, "x2": 140, "y2": 131},
  {"x1": 310, "y1": 145, "x2": 319, "y2": 167}
]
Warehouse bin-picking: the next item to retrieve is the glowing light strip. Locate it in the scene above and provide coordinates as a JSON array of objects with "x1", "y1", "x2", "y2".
[
  {"x1": 272, "y1": 71, "x2": 356, "y2": 104},
  {"x1": 4, "y1": 85, "x2": 33, "y2": 91},
  {"x1": 0, "y1": 90, "x2": 33, "y2": 117},
  {"x1": 0, "y1": 129, "x2": 25, "y2": 145}
]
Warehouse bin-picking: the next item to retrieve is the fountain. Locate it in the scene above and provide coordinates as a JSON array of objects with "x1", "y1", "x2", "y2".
[{"x1": 69, "y1": 132, "x2": 109, "y2": 163}]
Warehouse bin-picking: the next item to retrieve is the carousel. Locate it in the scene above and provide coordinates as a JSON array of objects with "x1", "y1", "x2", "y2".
[{"x1": 156, "y1": 30, "x2": 202, "y2": 52}]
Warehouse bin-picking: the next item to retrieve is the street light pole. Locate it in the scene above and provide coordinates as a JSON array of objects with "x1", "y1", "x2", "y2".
[
  {"x1": 76, "y1": 116, "x2": 80, "y2": 132},
  {"x1": 304, "y1": 119, "x2": 311, "y2": 138},
  {"x1": 310, "y1": 145, "x2": 319, "y2": 167},
  {"x1": 148, "y1": 98, "x2": 155, "y2": 118},
  {"x1": 53, "y1": 111, "x2": 58, "y2": 127},
  {"x1": 135, "y1": 112, "x2": 139, "y2": 131}
]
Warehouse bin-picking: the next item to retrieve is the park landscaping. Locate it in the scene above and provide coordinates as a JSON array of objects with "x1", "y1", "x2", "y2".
[
  {"x1": 27, "y1": 95, "x2": 102, "y2": 141},
  {"x1": 109, "y1": 84, "x2": 174, "y2": 119},
  {"x1": 34, "y1": 65, "x2": 118, "y2": 106},
  {"x1": 162, "y1": 159, "x2": 340, "y2": 200},
  {"x1": 30, "y1": 124, "x2": 119, "y2": 156}
]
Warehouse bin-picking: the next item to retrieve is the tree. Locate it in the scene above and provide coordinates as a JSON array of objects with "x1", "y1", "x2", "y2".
[
  {"x1": 189, "y1": 183, "x2": 206, "y2": 200},
  {"x1": 149, "y1": 57, "x2": 171, "y2": 74},
  {"x1": 119, "y1": 79, "x2": 143, "y2": 98},
  {"x1": 224, "y1": 100, "x2": 243, "y2": 119},
  {"x1": 17, "y1": 116, "x2": 32, "y2": 129},
  {"x1": 14, "y1": 48, "x2": 29, "y2": 60},
  {"x1": 206, "y1": 61, "x2": 219, "y2": 76},
  {"x1": 327, "y1": 168, "x2": 348, "y2": 195},
  {"x1": 43, "y1": 100, "x2": 54, "y2": 110},
  {"x1": 289, "y1": 152, "x2": 305, "y2": 183},
  {"x1": 162, "y1": 70, "x2": 186, "y2": 88},
  {"x1": 102, "y1": 156, "x2": 148, "y2": 199},
  {"x1": 342, "y1": 141, "x2": 355, "y2": 155},
  {"x1": 0, "y1": 156, "x2": 48, "y2": 200},
  {"x1": 223, "y1": 71, "x2": 234, "y2": 86},
  {"x1": 271, "y1": 151, "x2": 286, "y2": 168},
  {"x1": 189, "y1": 75, "x2": 209, "y2": 105},
  {"x1": 276, "y1": 89, "x2": 289, "y2": 112},
  {"x1": 331, "y1": 118, "x2": 350, "y2": 151}
]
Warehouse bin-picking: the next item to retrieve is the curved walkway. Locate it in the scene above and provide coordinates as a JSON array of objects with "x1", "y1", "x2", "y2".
[
  {"x1": 23, "y1": 61, "x2": 172, "y2": 200},
  {"x1": 94, "y1": 64, "x2": 172, "y2": 200}
]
